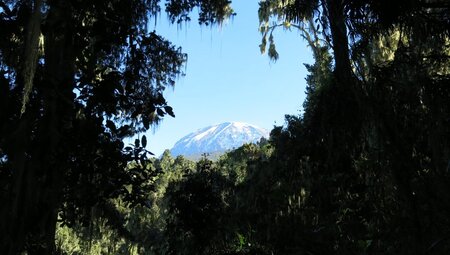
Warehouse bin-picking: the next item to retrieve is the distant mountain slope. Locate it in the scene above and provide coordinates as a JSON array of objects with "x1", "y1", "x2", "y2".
[{"x1": 170, "y1": 122, "x2": 269, "y2": 159}]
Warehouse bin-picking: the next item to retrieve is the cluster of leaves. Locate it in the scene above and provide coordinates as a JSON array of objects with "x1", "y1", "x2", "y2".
[
  {"x1": 0, "y1": 0, "x2": 232, "y2": 253},
  {"x1": 54, "y1": 143, "x2": 273, "y2": 255},
  {"x1": 256, "y1": 0, "x2": 450, "y2": 254},
  {"x1": 166, "y1": 0, "x2": 235, "y2": 25}
]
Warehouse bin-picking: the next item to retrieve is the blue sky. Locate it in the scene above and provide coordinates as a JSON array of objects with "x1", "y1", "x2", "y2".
[{"x1": 143, "y1": 1, "x2": 313, "y2": 156}]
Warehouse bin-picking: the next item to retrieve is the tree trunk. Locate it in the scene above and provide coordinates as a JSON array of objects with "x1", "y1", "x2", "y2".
[
  {"x1": 1, "y1": 1, "x2": 75, "y2": 254},
  {"x1": 20, "y1": 0, "x2": 43, "y2": 115},
  {"x1": 325, "y1": 1, "x2": 425, "y2": 252},
  {"x1": 325, "y1": 0, "x2": 353, "y2": 86}
]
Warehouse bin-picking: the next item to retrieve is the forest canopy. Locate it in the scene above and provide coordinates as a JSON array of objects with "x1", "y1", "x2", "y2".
[{"x1": 1, "y1": 0, "x2": 449, "y2": 254}]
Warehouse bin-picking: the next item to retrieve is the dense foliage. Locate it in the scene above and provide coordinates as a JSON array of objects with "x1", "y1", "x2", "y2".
[
  {"x1": 1, "y1": 0, "x2": 449, "y2": 254},
  {"x1": 0, "y1": 0, "x2": 232, "y2": 254}
]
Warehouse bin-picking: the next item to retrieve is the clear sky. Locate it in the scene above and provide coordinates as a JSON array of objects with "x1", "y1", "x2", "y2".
[{"x1": 143, "y1": 1, "x2": 313, "y2": 156}]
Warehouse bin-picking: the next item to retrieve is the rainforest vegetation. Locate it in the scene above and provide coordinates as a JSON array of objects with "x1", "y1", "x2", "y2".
[{"x1": 0, "y1": 0, "x2": 449, "y2": 254}]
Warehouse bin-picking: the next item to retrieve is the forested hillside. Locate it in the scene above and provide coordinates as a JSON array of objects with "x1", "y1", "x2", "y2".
[{"x1": 1, "y1": 0, "x2": 449, "y2": 254}]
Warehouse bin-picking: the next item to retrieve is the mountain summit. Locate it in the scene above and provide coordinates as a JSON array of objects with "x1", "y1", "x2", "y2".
[{"x1": 170, "y1": 122, "x2": 269, "y2": 159}]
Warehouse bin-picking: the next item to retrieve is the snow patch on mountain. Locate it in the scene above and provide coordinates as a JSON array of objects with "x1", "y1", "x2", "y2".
[{"x1": 170, "y1": 122, "x2": 269, "y2": 158}]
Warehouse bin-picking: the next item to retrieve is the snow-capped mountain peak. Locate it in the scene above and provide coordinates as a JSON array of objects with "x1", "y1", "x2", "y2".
[{"x1": 170, "y1": 122, "x2": 269, "y2": 158}]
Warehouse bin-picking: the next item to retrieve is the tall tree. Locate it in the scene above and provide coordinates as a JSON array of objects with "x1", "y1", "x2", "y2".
[
  {"x1": 0, "y1": 0, "x2": 233, "y2": 254},
  {"x1": 258, "y1": 0, "x2": 450, "y2": 253}
]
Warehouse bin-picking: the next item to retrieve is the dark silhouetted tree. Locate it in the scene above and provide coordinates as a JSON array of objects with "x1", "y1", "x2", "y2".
[{"x1": 0, "y1": 0, "x2": 233, "y2": 254}]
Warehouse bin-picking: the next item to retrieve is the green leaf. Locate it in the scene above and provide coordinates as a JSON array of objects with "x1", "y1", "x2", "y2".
[
  {"x1": 268, "y1": 42, "x2": 279, "y2": 61},
  {"x1": 142, "y1": 135, "x2": 147, "y2": 148},
  {"x1": 135, "y1": 138, "x2": 140, "y2": 147},
  {"x1": 164, "y1": 106, "x2": 175, "y2": 117},
  {"x1": 142, "y1": 116, "x2": 150, "y2": 129},
  {"x1": 156, "y1": 108, "x2": 165, "y2": 116},
  {"x1": 259, "y1": 36, "x2": 267, "y2": 54},
  {"x1": 106, "y1": 120, "x2": 116, "y2": 132}
]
